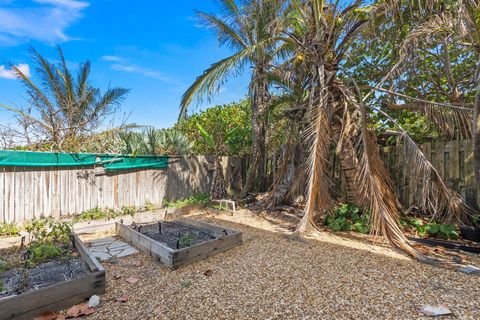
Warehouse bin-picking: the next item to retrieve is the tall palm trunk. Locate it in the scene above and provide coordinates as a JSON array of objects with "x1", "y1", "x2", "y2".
[
  {"x1": 332, "y1": 119, "x2": 361, "y2": 206},
  {"x1": 474, "y1": 60, "x2": 480, "y2": 200},
  {"x1": 241, "y1": 66, "x2": 269, "y2": 197}
]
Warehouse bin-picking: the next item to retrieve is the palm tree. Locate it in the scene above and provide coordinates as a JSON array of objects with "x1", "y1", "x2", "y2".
[
  {"x1": 118, "y1": 127, "x2": 193, "y2": 156},
  {"x1": 179, "y1": 0, "x2": 286, "y2": 196},
  {"x1": 273, "y1": 0, "x2": 474, "y2": 262},
  {"x1": 1, "y1": 47, "x2": 129, "y2": 151}
]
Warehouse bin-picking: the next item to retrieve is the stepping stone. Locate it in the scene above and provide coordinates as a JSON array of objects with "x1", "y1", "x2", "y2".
[
  {"x1": 115, "y1": 247, "x2": 138, "y2": 258},
  {"x1": 87, "y1": 237, "x2": 138, "y2": 261}
]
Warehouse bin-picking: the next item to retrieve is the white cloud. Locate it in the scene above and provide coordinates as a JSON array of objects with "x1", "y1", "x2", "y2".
[
  {"x1": 0, "y1": 64, "x2": 31, "y2": 79},
  {"x1": 0, "y1": 0, "x2": 89, "y2": 45},
  {"x1": 101, "y1": 55, "x2": 125, "y2": 62},
  {"x1": 111, "y1": 64, "x2": 179, "y2": 84},
  {"x1": 34, "y1": 0, "x2": 89, "y2": 10}
]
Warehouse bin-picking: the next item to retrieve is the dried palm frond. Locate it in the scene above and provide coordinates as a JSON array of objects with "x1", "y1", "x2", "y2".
[
  {"x1": 263, "y1": 135, "x2": 297, "y2": 208},
  {"x1": 370, "y1": 105, "x2": 474, "y2": 224},
  {"x1": 386, "y1": 101, "x2": 473, "y2": 140},
  {"x1": 285, "y1": 162, "x2": 308, "y2": 204},
  {"x1": 346, "y1": 80, "x2": 436, "y2": 263},
  {"x1": 293, "y1": 64, "x2": 334, "y2": 235}
]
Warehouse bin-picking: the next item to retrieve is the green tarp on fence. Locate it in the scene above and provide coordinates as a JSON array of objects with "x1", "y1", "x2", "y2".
[
  {"x1": 0, "y1": 150, "x2": 169, "y2": 171},
  {"x1": 99, "y1": 154, "x2": 169, "y2": 170}
]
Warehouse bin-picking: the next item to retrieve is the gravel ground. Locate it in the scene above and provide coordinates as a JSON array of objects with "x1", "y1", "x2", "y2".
[{"x1": 84, "y1": 209, "x2": 480, "y2": 320}]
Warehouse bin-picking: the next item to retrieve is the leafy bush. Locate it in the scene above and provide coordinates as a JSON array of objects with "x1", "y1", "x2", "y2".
[
  {"x1": 73, "y1": 208, "x2": 116, "y2": 222},
  {"x1": 0, "y1": 257, "x2": 8, "y2": 273},
  {"x1": 145, "y1": 201, "x2": 155, "y2": 211},
  {"x1": 26, "y1": 243, "x2": 65, "y2": 266},
  {"x1": 23, "y1": 218, "x2": 72, "y2": 246},
  {"x1": 0, "y1": 222, "x2": 20, "y2": 237},
  {"x1": 178, "y1": 99, "x2": 252, "y2": 156},
  {"x1": 405, "y1": 218, "x2": 459, "y2": 240},
  {"x1": 162, "y1": 194, "x2": 210, "y2": 208},
  {"x1": 121, "y1": 206, "x2": 136, "y2": 216},
  {"x1": 324, "y1": 204, "x2": 370, "y2": 234}
]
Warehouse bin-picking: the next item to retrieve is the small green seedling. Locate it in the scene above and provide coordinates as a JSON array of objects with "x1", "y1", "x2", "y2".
[{"x1": 178, "y1": 234, "x2": 195, "y2": 248}]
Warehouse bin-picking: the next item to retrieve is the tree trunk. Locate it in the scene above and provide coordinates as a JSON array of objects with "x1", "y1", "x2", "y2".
[
  {"x1": 473, "y1": 60, "x2": 480, "y2": 197},
  {"x1": 210, "y1": 157, "x2": 227, "y2": 199},
  {"x1": 241, "y1": 68, "x2": 269, "y2": 198},
  {"x1": 332, "y1": 120, "x2": 361, "y2": 206}
]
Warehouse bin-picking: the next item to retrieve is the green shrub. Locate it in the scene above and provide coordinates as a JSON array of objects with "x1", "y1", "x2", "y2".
[
  {"x1": 405, "y1": 218, "x2": 459, "y2": 240},
  {"x1": 178, "y1": 234, "x2": 195, "y2": 247},
  {"x1": 27, "y1": 243, "x2": 65, "y2": 266},
  {"x1": 163, "y1": 194, "x2": 210, "y2": 208},
  {"x1": 73, "y1": 208, "x2": 113, "y2": 222},
  {"x1": 145, "y1": 200, "x2": 155, "y2": 211},
  {"x1": 0, "y1": 257, "x2": 7, "y2": 273},
  {"x1": 0, "y1": 222, "x2": 20, "y2": 237},
  {"x1": 23, "y1": 218, "x2": 72, "y2": 246},
  {"x1": 324, "y1": 204, "x2": 370, "y2": 234},
  {"x1": 121, "y1": 206, "x2": 136, "y2": 216}
]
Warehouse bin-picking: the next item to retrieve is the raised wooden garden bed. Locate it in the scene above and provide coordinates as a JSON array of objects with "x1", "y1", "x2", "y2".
[
  {"x1": 116, "y1": 217, "x2": 242, "y2": 269},
  {"x1": 0, "y1": 235, "x2": 106, "y2": 320}
]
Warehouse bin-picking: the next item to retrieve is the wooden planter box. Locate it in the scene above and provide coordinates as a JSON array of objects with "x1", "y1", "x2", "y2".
[
  {"x1": 116, "y1": 217, "x2": 242, "y2": 269},
  {"x1": 0, "y1": 235, "x2": 106, "y2": 320}
]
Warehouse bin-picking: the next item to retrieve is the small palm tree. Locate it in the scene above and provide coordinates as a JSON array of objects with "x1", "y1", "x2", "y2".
[
  {"x1": 118, "y1": 128, "x2": 192, "y2": 156},
  {"x1": 1, "y1": 47, "x2": 129, "y2": 151}
]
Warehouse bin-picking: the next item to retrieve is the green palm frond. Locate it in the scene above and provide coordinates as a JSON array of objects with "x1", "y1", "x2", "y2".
[
  {"x1": 179, "y1": 48, "x2": 251, "y2": 118},
  {"x1": 1, "y1": 46, "x2": 129, "y2": 150},
  {"x1": 197, "y1": 12, "x2": 247, "y2": 50}
]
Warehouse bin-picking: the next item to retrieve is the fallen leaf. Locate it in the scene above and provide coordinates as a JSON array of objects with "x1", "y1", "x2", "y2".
[
  {"x1": 66, "y1": 304, "x2": 82, "y2": 317},
  {"x1": 35, "y1": 311, "x2": 59, "y2": 320},
  {"x1": 116, "y1": 295, "x2": 129, "y2": 302},
  {"x1": 66, "y1": 302, "x2": 93, "y2": 318},
  {"x1": 113, "y1": 273, "x2": 122, "y2": 280},
  {"x1": 125, "y1": 276, "x2": 140, "y2": 284},
  {"x1": 204, "y1": 269, "x2": 213, "y2": 277},
  {"x1": 132, "y1": 260, "x2": 143, "y2": 267},
  {"x1": 83, "y1": 308, "x2": 96, "y2": 316}
]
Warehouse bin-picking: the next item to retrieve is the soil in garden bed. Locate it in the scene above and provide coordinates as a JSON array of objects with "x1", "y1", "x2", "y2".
[
  {"x1": 0, "y1": 254, "x2": 89, "y2": 298},
  {"x1": 137, "y1": 221, "x2": 221, "y2": 250}
]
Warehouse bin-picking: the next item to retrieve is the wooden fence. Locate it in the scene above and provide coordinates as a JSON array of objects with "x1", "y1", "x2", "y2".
[
  {"x1": 382, "y1": 140, "x2": 479, "y2": 209},
  {"x1": 0, "y1": 156, "x2": 242, "y2": 223},
  {"x1": 1, "y1": 140, "x2": 477, "y2": 223},
  {"x1": 264, "y1": 139, "x2": 479, "y2": 209}
]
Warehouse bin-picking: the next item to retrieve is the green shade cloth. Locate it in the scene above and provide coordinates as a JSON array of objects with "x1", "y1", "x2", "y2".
[
  {"x1": 99, "y1": 155, "x2": 169, "y2": 171},
  {"x1": 0, "y1": 150, "x2": 169, "y2": 171},
  {"x1": 0, "y1": 150, "x2": 97, "y2": 167}
]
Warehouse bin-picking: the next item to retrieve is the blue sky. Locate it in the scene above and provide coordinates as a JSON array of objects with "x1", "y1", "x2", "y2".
[{"x1": 0, "y1": 0, "x2": 249, "y2": 128}]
